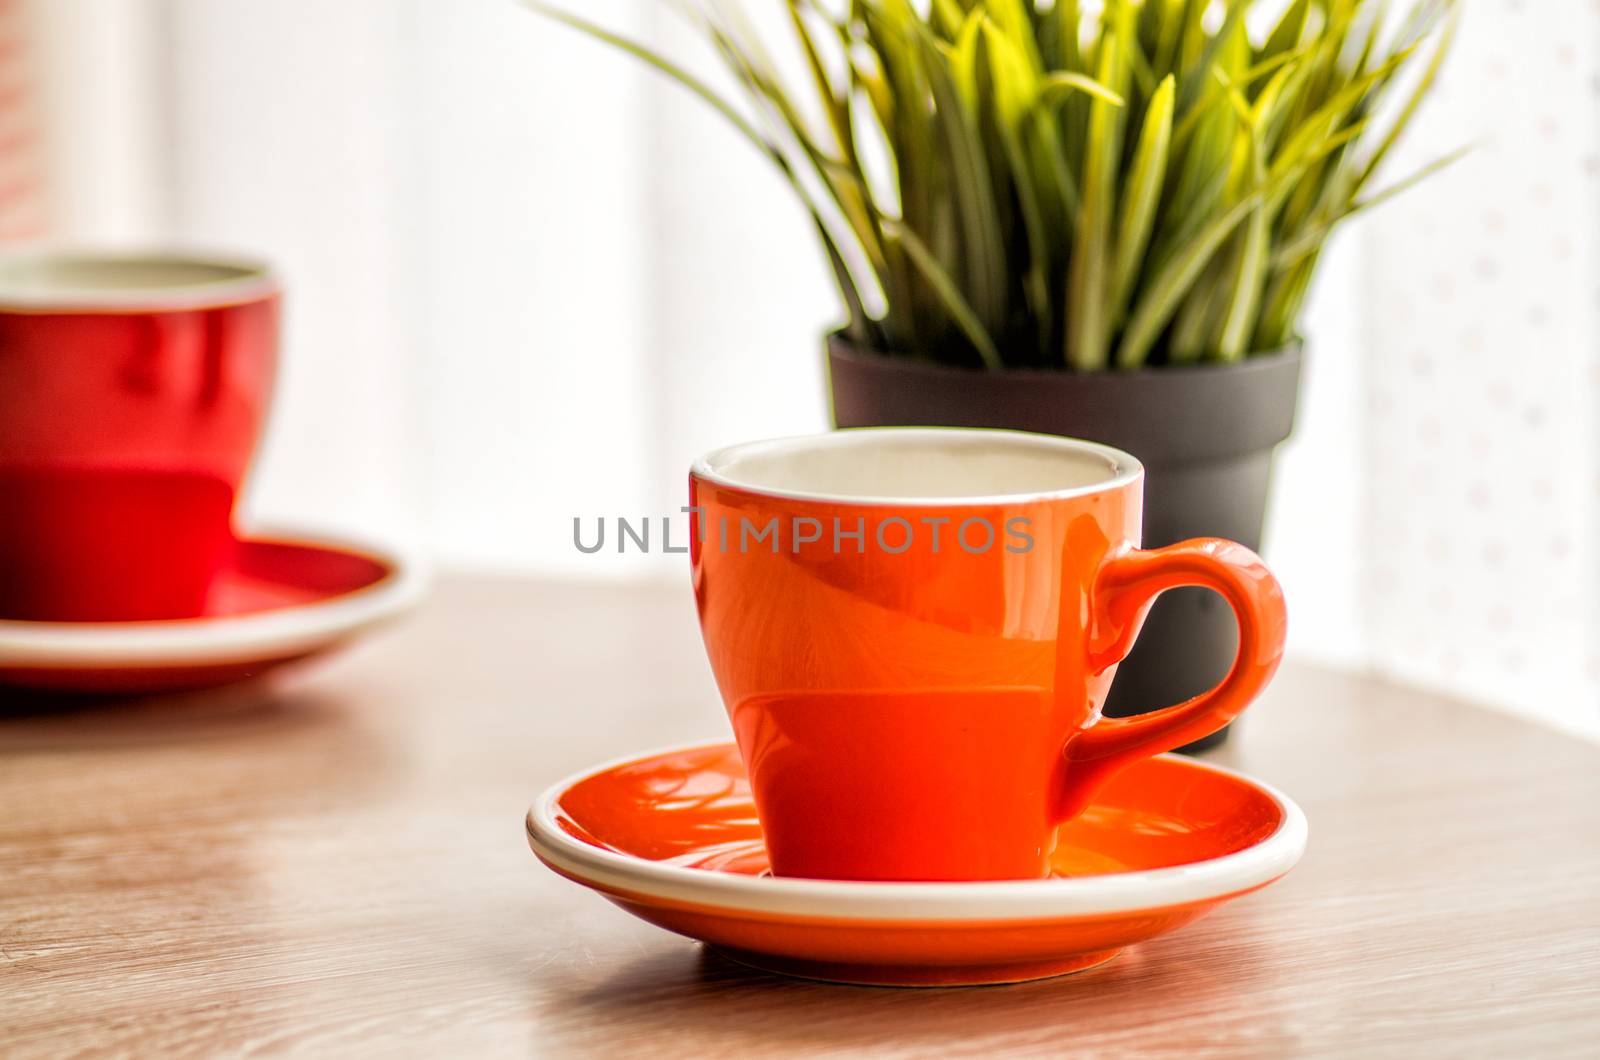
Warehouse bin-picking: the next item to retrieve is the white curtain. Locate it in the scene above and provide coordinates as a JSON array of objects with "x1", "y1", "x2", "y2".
[
  {"x1": 24, "y1": 0, "x2": 1600, "y2": 739},
  {"x1": 1359, "y1": 7, "x2": 1600, "y2": 734},
  {"x1": 0, "y1": 0, "x2": 47, "y2": 241}
]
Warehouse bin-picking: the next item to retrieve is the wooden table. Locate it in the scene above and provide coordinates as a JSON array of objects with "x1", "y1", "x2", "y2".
[{"x1": 2, "y1": 579, "x2": 1598, "y2": 1057}]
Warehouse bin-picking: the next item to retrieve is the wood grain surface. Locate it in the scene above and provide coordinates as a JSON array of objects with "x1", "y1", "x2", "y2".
[{"x1": 2, "y1": 578, "x2": 1597, "y2": 1058}]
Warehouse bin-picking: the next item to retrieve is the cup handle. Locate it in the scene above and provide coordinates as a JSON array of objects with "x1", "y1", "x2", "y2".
[{"x1": 1055, "y1": 538, "x2": 1288, "y2": 821}]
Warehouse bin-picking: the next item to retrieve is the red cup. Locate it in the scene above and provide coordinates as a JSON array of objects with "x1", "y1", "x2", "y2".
[{"x1": 0, "y1": 250, "x2": 279, "y2": 621}]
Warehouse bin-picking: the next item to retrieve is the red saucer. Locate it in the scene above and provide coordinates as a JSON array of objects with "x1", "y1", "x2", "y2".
[
  {"x1": 528, "y1": 743, "x2": 1307, "y2": 986},
  {"x1": 0, "y1": 534, "x2": 423, "y2": 695}
]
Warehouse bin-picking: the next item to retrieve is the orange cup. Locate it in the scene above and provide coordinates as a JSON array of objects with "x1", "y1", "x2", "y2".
[{"x1": 689, "y1": 429, "x2": 1287, "y2": 882}]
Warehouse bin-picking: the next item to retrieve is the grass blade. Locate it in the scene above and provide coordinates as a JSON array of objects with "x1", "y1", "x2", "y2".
[
  {"x1": 1273, "y1": 144, "x2": 1473, "y2": 271},
  {"x1": 1065, "y1": 22, "x2": 1130, "y2": 370},
  {"x1": 1038, "y1": 71, "x2": 1125, "y2": 107},
  {"x1": 1116, "y1": 190, "x2": 1261, "y2": 368},
  {"x1": 1356, "y1": 1, "x2": 1460, "y2": 192},
  {"x1": 1175, "y1": 0, "x2": 1247, "y2": 115},
  {"x1": 1111, "y1": 73, "x2": 1173, "y2": 325},
  {"x1": 910, "y1": 13, "x2": 1008, "y2": 334},
  {"x1": 1216, "y1": 133, "x2": 1269, "y2": 360},
  {"x1": 1263, "y1": 0, "x2": 1312, "y2": 61},
  {"x1": 524, "y1": 1, "x2": 770, "y2": 156},
  {"x1": 885, "y1": 219, "x2": 1003, "y2": 370},
  {"x1": 984, "y1": 19, "x2": 1053, "y2": 348}
]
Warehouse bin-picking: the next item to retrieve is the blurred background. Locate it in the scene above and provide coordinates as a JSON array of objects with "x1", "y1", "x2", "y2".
[{"x1": 4, "y1": 0, "x2": 1596, "y2": 736}]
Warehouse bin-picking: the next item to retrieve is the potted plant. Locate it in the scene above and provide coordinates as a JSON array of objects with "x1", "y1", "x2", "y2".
[{"x1": 530, "y1": 0, "x2": 1460, "y2": 747}]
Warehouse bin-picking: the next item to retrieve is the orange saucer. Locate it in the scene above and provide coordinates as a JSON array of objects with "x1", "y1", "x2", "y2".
[
  {"x1": 0, "y1": 533, "x2": 424, "y2": 695},
  {"x1": 527, "y1": 743, "x2": 1308, "y2": 987}
]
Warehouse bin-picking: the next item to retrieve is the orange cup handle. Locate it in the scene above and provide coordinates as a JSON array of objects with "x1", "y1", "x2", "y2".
[{"x1": 1056, "y1": 538, "x2": 1288, "y2": 821}]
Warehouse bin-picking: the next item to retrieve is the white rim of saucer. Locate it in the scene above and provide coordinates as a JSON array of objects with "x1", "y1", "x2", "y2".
[
  {"x1": 526, "y1": 743, "x2": 1309, "y2": 923},
  {"x1": 0, "y1": 529, "x2": 428, "y2": 668}
]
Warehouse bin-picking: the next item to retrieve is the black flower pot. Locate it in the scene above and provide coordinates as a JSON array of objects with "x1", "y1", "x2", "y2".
[{"x1": 827, "y1": 336, "x2": 1303, "y2": 753}]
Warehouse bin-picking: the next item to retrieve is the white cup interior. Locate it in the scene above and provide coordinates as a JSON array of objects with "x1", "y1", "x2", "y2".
[
  {"x1": 0, "y1": 250, "x2": 276, "y2": 309},
  {"x1": 695, "y1": 429, "x2": 1140, "y2": 504}
]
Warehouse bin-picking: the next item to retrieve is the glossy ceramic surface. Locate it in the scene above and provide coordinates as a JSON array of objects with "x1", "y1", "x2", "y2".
[
  {"x1": 0, "y1": 534, "x2": 423, "y2": 695},
  {"x1": 689, "y1": 429, "x2": 1288, "y2": 881},
  {"x1": 0, "y1": 250, "x2": 279, "y2": 621},
  {"x1": 527, "y1": 742, "x2": 1307, "y2": 986}
]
